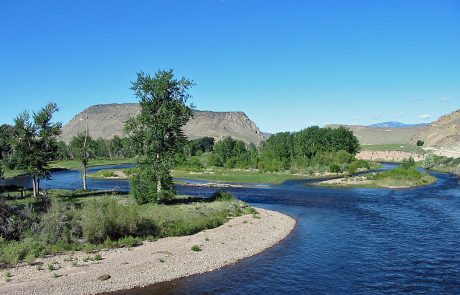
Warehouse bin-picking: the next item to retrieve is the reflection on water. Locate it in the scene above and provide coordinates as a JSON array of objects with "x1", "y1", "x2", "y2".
[{"x1": 40, "y1": 164, "x2": 460, "y2": 294}]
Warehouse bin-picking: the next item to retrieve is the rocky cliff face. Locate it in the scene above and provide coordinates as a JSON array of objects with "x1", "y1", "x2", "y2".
[
  {"x1": 411, "y1": 109, "x2": 460, "y2": 148},
  {"x1": 61, "y1": 103, "x2": 266, "y2": 144}
]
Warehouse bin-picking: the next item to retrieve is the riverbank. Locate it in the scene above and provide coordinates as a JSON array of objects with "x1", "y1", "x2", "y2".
[
  {"x1": 316, "y1": 167, "x2": 436, "y2": 189},
  {"x1": 0, "y1": 208, "x2": 295, "y2": 295},
  {"x1": 88, "y1": 166, "x2": 381, "y2": 185}
]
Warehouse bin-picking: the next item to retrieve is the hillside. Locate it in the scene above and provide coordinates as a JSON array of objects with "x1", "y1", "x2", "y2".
[
  {"x1": 327, "y1": 124, "x2": 424, "y2": 145},
  {"x1": 411, "y1": 109, "x2": 460, "y2": 148},
  {"x1": 60, "y1": 103, "x2": 266, "y2": 144}
]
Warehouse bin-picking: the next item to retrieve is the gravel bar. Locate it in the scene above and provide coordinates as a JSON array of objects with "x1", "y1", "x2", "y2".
[{"x1": 0, "y1": 208, "x2": 295, "y2": 295}]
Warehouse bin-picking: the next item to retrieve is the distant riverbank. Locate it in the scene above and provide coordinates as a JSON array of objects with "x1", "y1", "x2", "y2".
[
  {"x1": 0, "y1": 208, "x2": 295, "y2": 295},
  {"x1": 315, "y1": 166, "x2": 436, "y2": 188}
]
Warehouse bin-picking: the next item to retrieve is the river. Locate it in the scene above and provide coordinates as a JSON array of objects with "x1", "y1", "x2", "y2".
[{"x1": 38, "y1": 164, "x2": 460, "y2": 294}]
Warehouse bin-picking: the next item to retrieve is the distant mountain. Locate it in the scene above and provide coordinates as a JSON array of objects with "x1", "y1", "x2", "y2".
[
  {"x1": 61, "y1": 103, "x2": 266, "y2": 144},
  {"x1": 411, "y1": 109, "x2": 460, "y2": 148},
  {"x1": 369, "y1": 121, "x2": 429, "y2": 128}
]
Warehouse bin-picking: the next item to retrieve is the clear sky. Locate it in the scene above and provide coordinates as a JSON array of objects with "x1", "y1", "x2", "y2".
[{"x1": 0, "y1": 0, "x2": 459, "y2": 133}]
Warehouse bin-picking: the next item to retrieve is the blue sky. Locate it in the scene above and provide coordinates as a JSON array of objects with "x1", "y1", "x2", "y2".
[{"x1": 0, "y1": 0, "x2": 459, "y2": 133}]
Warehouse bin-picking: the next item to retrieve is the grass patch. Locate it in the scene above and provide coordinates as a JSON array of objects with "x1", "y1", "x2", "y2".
[
  {"x1": 319, "y1": 166, "x2": 436, "y2": 188},
  {"x1": 361, "y1": 144, "x2": 425, "y2": 154},
  {"x1": 49, "y1": 158, "x2": 135, "y2": 170},
  {"x1": 191, "y1": 245, "x2": 202, "y2": 252},
  {"x1": 89, "y1": 167, "x2": 309, "y2": 184}
]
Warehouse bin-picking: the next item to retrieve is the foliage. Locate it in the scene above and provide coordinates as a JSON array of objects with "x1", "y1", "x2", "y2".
[
  {"x1": 366, "y1": 163, "x2": 436, "y2": 187},
  {"x1": 55, "y1": 141, "x2": 72, "y2": 161},
  {"x1": 70, "y1": 132, "x2": 96, "y2": 190},
  {"x1": 125, "y1": 70, "x2": 193, "y2": 203},
  {"x1": 416, "y1": 140, "x2": 424, "y2": 146},
  {"x1": 0, "y1": 196, "x2": 36, "y2": 240},
  {"x1": 183, "y1": 137, "x2": 214, "y2": 156},
  {"x1": 38, "y1": 199, "x2": 81, "y2": 244},
  {"x1": 400, "y1": 157, "x2": 416, "y2": 169},
  {"x1": 0, "y1": 189, "x2": 253, "y2": 267},
  {"x1": 329, "y1": 163, "x2": 341, "y2": 173},
  {"x1": 424, "y1": 154, "x2": 460, "y2": 176},
  {"x1": 258, "y1": 126, "x2": 360, "y2": 172},
  {"x1": 10, "y1": 103, "x2": 62, "y2": 196},
  {"x1": 69, "y1": 133, "x2": 95, "y2": 169},
  {"x1": 191, "y1": 245, "x2": 202, "y2": 252},
  {"x1": 211, "y1": 190, "x2": 235, "y2": 201},
  {"x1": 0, "y1": 124, "x2": 14, "y2": 179},
  {"x1": 80, "y1": 197, "x2": 156, "y2": 243}
]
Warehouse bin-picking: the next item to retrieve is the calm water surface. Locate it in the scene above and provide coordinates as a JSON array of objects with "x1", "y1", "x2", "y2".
[{"x1": 41, "y1": 164, "x2": 460, "y2": 294}]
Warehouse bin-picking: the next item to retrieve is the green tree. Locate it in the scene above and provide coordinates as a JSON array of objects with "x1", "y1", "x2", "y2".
[
  {"x1": 70, "y1": 132, "x2": 95, "y2": 190},
  {"x1": 125, "y1": 70, "x2": 193, "y2": 203},
  {"x1": 56, "y1": 141, "x2": 72, "y2": 161},
  {"x1": 11, "y1": 103, "x2": 62, "y2": 196},
  {"x1": 0, "y1": 124, "x2": 13, "y2": 179}
]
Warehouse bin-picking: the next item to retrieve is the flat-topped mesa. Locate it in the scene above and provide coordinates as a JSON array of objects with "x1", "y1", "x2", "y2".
[{"x1": 60, "y1": 103, "x2": 266, "y2": 144}]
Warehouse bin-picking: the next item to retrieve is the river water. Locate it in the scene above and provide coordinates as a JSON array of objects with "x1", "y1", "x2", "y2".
[{"x1": 40, "y1": 164, "x2": 460, "y2": 294}]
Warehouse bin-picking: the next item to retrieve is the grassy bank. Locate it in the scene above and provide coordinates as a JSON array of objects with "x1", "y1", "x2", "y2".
[
  {"x1": 360, "y1": 144, "x2": 425, "y2": 154},
  {"x1": 318, "y1": 166, "x2": 436, "y2": 188},
  {"x1": 50, "y1": 158, "x2": 135, "y2": 170},
  {"x1": 2, "y1": 158, "x2": 135, "y2": 179},
  {"x1": 0, "y1": 189, "x2": 255, "y2": 267},
  {"x1": 88, "y1": 167, "x2": 343, "y2": 184},
  {"x1": 424, "y1": 155, "x2": 460, "y2": 176}
]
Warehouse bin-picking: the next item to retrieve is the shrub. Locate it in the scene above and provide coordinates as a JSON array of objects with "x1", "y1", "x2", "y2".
[
  {"x1": 212, "y1": 190, "x2": 235, "y2": 202},
  {"x1": 191, "y1": 245, "x2": 202, "y2": 252},
  {"x1": 401, "y1": 157, "x2": 416, "y2": 169},
  {"x1": 80, "y1": 197, "x2": 156, "y2": 243},
  {"x1": 0, "y1": 197, "x2": 36, "y2": 241},
  {"x1": 329, "y1": 163, "x2": 341, "y2": 173},
  {"x1": 99, "y1": 170, "x2": 117, "y2": 178},
  {"x1": 208, "y1": 154, "x2": 223, "y2": 167},
  {"x1": 416, "y1": 140, "x2": 424, "y2": 146},
  {"x1": 346, "y1": 160, "x2": 370, "y2": 175},
  {"x1": 38, "y1": 199, "x2": 81, "y2": 244}
]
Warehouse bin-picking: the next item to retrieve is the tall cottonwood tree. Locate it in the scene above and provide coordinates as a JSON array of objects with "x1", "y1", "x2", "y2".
[
  {"x1": 12, "y1": 103, "x2": 62, "y2": 196},
  {"x1": 70, "y1": 132, "x2": 94, "y2": 191},
  {"x1": 69, "y1": 112, "x2": 94, "y2": 190},
  {"x1": 125, "y1": 70, "x2": 193, "y2": 204}
]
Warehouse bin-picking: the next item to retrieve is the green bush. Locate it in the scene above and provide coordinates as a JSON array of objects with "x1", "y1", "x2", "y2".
[
  {"x1": 191, "y1": 245, "x2": 202, "y2": 251},
  {"x1": 100, "y1": 170, "x2": 117, "y2": 178},
  {"x1": 80, "y1": 197, "x2": 156, "y2": 243},
  {"x1": 329, "y1": 163, "x2": 341, "y2": 173},
  {"x1": 212, "y1": 190, "x2": 235, "y2": 202},
  {"x1": 401, "y1": 157, "x2": 416, "y2": 169},
  {"x1": 38, "y1": 199, "x2": 81, "y2": 244},
  {"x1": 346, "y1": 160, "x2": 370, "y2": 175}
]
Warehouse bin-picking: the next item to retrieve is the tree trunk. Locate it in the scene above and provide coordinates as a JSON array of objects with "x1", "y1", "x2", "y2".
[
  {"x1": 32, "y1": 175, "x2": 38, "y2": 197},
  {"x1": 83, "y1": 166, "x2": 87, "y2": 191},
  {"x1": 156, "y1": 153, "x2": 162, "y2": 194},
  {"x1": 157, "y1": 177, "x2": 162, "y2": 194}
]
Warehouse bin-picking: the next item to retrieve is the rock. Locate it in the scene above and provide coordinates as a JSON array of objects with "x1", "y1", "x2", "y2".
[{"x1": 98, "y1": 274, "x2": 111, "y2": 281}]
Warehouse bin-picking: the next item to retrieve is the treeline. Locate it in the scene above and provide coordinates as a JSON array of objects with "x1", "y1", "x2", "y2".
[
  {"x1": 177, "y1": 126, "x2": 366, "y2": 174},
  {"x1": 56, "y1": 136, "x2": 134, "y2": 161}
]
